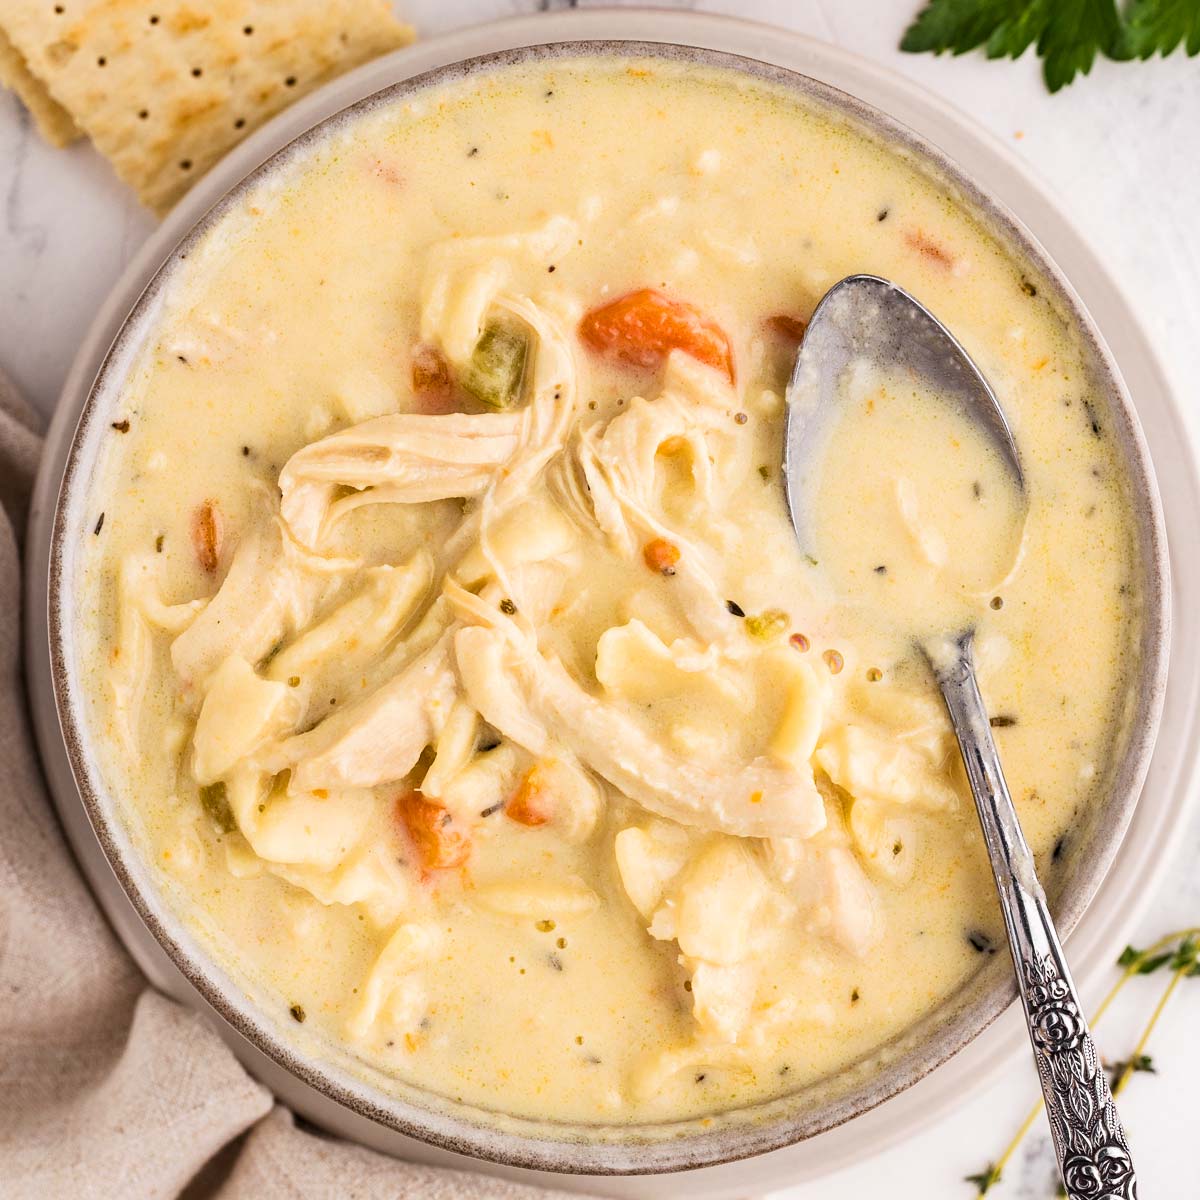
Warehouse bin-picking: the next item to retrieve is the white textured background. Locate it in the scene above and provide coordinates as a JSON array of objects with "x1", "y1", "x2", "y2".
[{"x1": 2, "y1": 3, "x2": 1198, "y2": 1198}]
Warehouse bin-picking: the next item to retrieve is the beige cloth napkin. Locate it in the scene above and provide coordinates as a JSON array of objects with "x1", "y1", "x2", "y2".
[{"x1": 0, "y1": 371, "x2": 596, "y2": 1199}]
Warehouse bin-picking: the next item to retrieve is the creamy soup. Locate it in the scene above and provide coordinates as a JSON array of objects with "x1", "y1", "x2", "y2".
[
  {"x1": 75, "y1": 57, "x2": 1139, "y2": 1125},
  {"x1": 807, "y1": 359, "x2": 1029, "y2": 635}
]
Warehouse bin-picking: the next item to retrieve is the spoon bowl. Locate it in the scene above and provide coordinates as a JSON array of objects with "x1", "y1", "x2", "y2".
[{"x1": 784, "y1": 274, "x2": 1024, "y2": 555}]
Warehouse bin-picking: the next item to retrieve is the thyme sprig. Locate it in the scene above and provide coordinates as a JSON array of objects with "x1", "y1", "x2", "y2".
[
  {"x1": 1104, "y1": 1053, "x2": 1155, "y2": 1088},
  {"x1": 965, "y1": 1163, "x2": 1003, "y2": 1194},
  {"x1": 965, "y1": 926, "x2": 1200, "y2": 1195}
]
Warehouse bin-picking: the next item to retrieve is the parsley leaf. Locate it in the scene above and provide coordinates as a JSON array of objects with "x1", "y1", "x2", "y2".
[
  {"x1": 902, "y1": 0, "x2": 1199, "y2": 91},
  {"x1": 1118, "y1": 0, "x2": 1200, "y2": 57},
  {"x1": 902, "y1": 0, "x2": 1121, "y2": 89},
  {"x1": 1034, "y1": 0, "x2": 1124, "y2": 91},
  {"x1": 901, "y1": 0, "x2": 1031, "y2": 56}
]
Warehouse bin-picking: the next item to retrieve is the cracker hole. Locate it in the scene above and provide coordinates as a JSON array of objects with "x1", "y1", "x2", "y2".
[
  {"x1": 179, "y1": 159, "x2": 192, "y2": 171},
  {"x1": 149, "y1": 14, "x2": 159, "y2": 24},
  {"x1": 191, "y1": 67, "x2": 202, "y2": 77},
  {"x1": 97, "y1": 56, "x2": 106, "y2": 66},
  {"x1": 284, "y1": 75, "x2": 297, "y2": 87},
  {"x1": 243, "y1": 25, "x2": 254, "y2": 35},
  {"x1": 233, "y1": 117, "x2": 245, "y2": 129},
  {"x1": 54, "y1": 4, "x2": 64, "y2": 13},
  {"x1": 138, "y1": 109, "x2": 149, "y2": 120}
]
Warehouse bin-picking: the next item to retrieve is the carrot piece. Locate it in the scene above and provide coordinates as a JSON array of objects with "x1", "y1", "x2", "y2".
[
  {"x1": 766, "y1": 314, "x2": 808, "y2": 344},
  {"x1": 905, "y1": 230, "x2": 954, "y2": 268},
  {"x1": 191, "y1": 501, "x2": 222, "y2": 574},
  {"x1": 642, "y1": 538, "x2": 681, "y2": 577},
  {"x1": 397, "y1": 791, "x2": 470, "y2": 869},
  {"x1": 506, "y1": 766, "x2": 553, "y2": 827},
  {"x1": 579, "y1": 288, "x2": 734, "y2": 382},
  {"x1": 410, "y1": 344, "x2": 460, "y2": 415}
]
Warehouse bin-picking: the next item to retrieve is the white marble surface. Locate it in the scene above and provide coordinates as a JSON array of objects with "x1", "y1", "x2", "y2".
[{"x1": 2, "y1": 2, "x2": 1199, "y2": 1197}]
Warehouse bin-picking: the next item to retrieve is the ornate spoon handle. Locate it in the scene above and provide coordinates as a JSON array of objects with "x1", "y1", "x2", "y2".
[{"x1": 933, "y1": 634, "x2": 1138, "y2": 1200}]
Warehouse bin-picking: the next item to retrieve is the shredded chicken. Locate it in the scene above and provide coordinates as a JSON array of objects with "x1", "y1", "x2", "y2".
[
  {"x1": 420, "y1": 215, "x2": 579, "y2": 365},
  {"x1": 279, "y1": 412, "x2": 523, "y2": 549},
  {"x1": 171, "y1": 516, "x2": 328, "y2": 688},
  {"x1": 571, "y1": 356, "x2": 749, "y2": 646},
  {"x1": 452, "y1": 618, "x2": 824, "y2": 839},
  {"x1": 444, "y1": 293, "x2": 581, "y2": 580},
  {"x1": 767, "y1": 836, "x2": 883, "y2": 958},
  {"x1": 110, "y1": 554, "x2": 207, "y2": 752},
  {"x1": 262, "y1": 635, "x2": 457, "y2": 793},
  {"x1": 129, "y1": 265, "x2": 963, "y2": 1092}
]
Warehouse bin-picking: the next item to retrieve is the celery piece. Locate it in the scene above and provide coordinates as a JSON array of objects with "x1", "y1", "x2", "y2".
[
  {"x1": 199, "y1": 781, "x2": 236, "y2": 833},
  {"x1": 463, "y1": 320, "x2": 529, "y2": 409}
]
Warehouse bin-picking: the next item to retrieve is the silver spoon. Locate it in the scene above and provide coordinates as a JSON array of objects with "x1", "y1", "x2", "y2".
[{"x1": 784, "y1": 274, "x2": 1137, "y2": 1200}]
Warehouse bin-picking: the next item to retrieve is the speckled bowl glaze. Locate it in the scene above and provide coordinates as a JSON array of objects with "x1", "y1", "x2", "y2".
[{"x1": 28, "y1": 14, "x2": 1177, "y2": 1192}]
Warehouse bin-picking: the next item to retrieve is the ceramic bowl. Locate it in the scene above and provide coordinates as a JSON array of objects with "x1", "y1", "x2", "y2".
[{"x1": 25, "y1": 12, "x2": 1189, "y2": 1197}]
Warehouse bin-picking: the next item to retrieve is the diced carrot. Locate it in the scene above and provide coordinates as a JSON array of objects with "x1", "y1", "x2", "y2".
[
  {"x1": 905, "y1": 230, "x2": 954, "y2": 268},
  {"x1": 397, "y1": 791, "x2": 470, "y2": 869},
  {"x1": 642, "y1": 538, "x2": 681, "y2": 576},
  {"x1": 191, "y1": 500, "x2": 222, "y2": 574},
  {"x1": 506, "y1": 766, "x2": 553, "y2": 827},
  {"x1": 410, "y1": 344, "x2": 460, "y2": 414},
  {"x1": 579, "y1": 288, "x2": 734, "y2": 382},
  {"x1": 766, "y1": 314, "x2": 808, "y2": 344}
]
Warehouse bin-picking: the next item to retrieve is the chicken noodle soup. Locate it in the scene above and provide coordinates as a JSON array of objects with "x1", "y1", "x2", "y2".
[{"x1": 76, "y1": 57, "x2": 1139, "y2": 1124}]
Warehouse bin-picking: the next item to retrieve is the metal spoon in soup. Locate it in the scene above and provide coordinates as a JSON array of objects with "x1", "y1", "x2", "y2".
[{"x1": 784, "y1": 274, "x2": 1137, "y2": 1200}]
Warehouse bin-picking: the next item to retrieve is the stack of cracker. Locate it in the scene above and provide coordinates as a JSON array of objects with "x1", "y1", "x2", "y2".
[{"x1": 0, "y1": 1, "x2": 413, "y2": 214}]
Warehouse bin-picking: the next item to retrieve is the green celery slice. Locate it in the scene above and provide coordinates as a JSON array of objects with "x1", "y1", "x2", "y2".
[{"x1": 462, "y1": 320, "x2": 529, "y2": 409}]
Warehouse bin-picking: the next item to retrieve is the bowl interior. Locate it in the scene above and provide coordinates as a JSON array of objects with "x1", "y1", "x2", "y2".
[{"x1": 45, "y1": 38, "x2": 1170, "y2": 1175}]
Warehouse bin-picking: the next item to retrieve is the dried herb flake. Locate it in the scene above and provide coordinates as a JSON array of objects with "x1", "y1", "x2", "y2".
[{"x1": 967, "y1": 929, "x2": 997, "y2": 955}]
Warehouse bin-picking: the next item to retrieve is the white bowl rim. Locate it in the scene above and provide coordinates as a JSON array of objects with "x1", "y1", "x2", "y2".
[{"x1": 34, "y1": 25, "x2": 1173, "y2": 1180}]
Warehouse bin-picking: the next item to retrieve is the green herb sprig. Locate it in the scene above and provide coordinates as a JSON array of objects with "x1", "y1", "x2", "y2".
[
  {"x1": 965, "y1": 1163, "x2": 1004, "y2": 1194},
  {"x1": 1104, "y1": 1052, "x2": 1155, "y2": 1087},
  {"x1": 902, "y1": 0, "x2": 1200, "y2": 92},
  {"x1": 964, "y1": 926, "x2": 1200, "y2": 1195}
]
